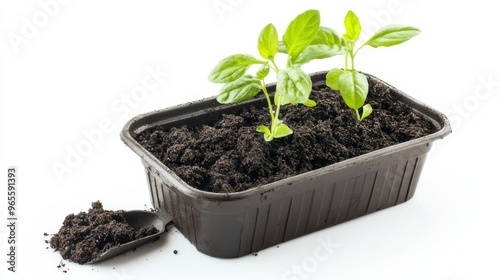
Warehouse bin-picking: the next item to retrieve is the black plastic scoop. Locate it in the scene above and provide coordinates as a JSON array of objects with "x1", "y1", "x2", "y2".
[{"x1": 87, "y1": 210, "x2": 172, "y2": 264}]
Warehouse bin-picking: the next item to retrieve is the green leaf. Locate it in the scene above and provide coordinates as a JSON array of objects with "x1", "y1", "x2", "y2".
[
  {"x1": 258, "y1": 122, "x2": 293, "y2": 142},
  {"x1": 365, "y1": 25, "x2": 421, "y2": 48},
  {"x1": 209, "y1": 54, "x2": 264, "y2": 83},
  {"x1": 325, "y1": 68, "x2": 344, "y2": 90},
  {"x1": 257, "y1": 125, "x2": 275, "y2": 142},
  {"x1": 337, "y1": 71, "x2": 369, "y2": 110},
  {"x1": 275, "y1": 93, "x2": 316, "y2": 108},
  {"x1": 258, "y1": 23, "x2": 279, "y2": 60},
  {"x1": 277, "y1": 41, "x2": 287, "y2": 54},
  {"x1": 274, "y1": 92, "x2": 288, "y2": 106},
  {"x1": 273, "y1": 122, "x2": 293, "y2": 138},
  {"x1": 277, "y1": 67, "x2": 312, "y2": 105},
  {"x1": 256, "y1": 125, "x2": 271, "y2": 136},
  {"x1": 311, "y1": 27, "x2": 344, "y2": 46},
  {"x1": 343, "y1": 10, "x2": 361, "y2": 41},
  {"x1": 256, "y1": 64, "x2": 270, "y2": 80},
  {"x1": 359, "y1": 104, "x2": 373, "y2": 121},
  {"x1": 293, "y1": 27, "x2": 345, "y2": 65},
  {"x1": 283, "y1": 9, "x2": 321, "y2": 59},
  {"x1": 303, "y1": 99, "x2": 317, "y2": 107},
  {"x1": 216, "y1": 75, "x2": 262, "y2": 104}
]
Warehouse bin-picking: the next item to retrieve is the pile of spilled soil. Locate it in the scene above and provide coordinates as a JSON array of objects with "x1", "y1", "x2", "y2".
[
  {"x1": 135, "y1": 80, "x2": 437, "y2": 193},
  {"x1": 49, "y1": 201, "x2": 158, "y2": 264}
]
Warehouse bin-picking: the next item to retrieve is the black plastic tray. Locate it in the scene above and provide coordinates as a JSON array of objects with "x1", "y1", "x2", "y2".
[{"x1": 121, "y1": 71, "x2": 451, "y2": 258}]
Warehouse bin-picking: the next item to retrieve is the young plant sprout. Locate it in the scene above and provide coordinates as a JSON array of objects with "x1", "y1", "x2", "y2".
[
  {"x1": 326, "y1": 10, "x2": 420, "y2": 121},
  {"x1": 209, "y1": 9, "x2": 343, "y2": 141}
]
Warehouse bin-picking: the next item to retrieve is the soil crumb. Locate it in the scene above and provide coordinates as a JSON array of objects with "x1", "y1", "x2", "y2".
[{"x1": 49, "y1": 201, "x2": 158, "y2": 264}]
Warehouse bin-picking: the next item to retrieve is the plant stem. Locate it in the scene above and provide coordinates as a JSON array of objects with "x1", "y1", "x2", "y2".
[
  {"x1": 350, "y1": 50, "x2": 355, "y2": 71},
  {"x1": 344, "y1": 50, "x2": 349, "y2": 72},
  {"x1": 270, "y1": 58, "x2": 280, "y2": 73},
  {"x1": 355, "y1": 108, "x2": 361, "y2": 121},
  {"x1": 260, "y1": 81, "x2": 275, "y2": 123},
  {"x1": 353, "y1": 43, "x2": 365, "y2": 58},
  {"x1": 273, "y1": 93, "x2": 283, "y2": 131},
  {"x1": 348, "y1": 42, "x2": 356, "y2": 71},
  {"x1": 266, "y1": 59, "x2": 284, "y2": 140}
]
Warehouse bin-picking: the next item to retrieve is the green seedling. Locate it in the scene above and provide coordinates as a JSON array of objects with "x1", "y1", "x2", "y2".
[
  {"x1": 209, "y1": 9, "x2": 343, "y2": 141},
  {"x1": 326, "y1": 10, "x2": 420, "y2": 121}
]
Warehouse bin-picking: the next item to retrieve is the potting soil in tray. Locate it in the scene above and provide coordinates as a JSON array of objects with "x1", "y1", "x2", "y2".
[
  {"x1": 49, "y1": 201, "x2": 158, "y2": 264},
  {"x1": 136, "y1": 81, "x2": 437, "y2": 193}
]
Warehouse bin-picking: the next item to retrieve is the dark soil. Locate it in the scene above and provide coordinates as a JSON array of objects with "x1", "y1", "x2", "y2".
[
  {"x1": 136, "y1": 81, "x2": 437, "y2": 193},
  {"x1": 49, "y1": 201, "x2": 158, "y2": 264}
]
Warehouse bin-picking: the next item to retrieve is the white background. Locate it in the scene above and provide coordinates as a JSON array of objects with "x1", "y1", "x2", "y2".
[{"x1": 1, "y1": 0, "x2": 499, "y2": 279}]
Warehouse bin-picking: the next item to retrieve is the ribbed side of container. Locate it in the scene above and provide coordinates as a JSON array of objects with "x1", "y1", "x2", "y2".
[
  {"x1": 122, "y1": 72, "x2": 451, "y2": 258},
  {"x1": 141, "y1": 150, "x2": 429, "y2": 258}
]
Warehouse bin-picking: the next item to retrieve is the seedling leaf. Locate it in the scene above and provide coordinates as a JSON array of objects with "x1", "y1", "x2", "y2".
[
  {"x1": 277, "y1": 41, "x2": 287, "y2": 54},
  {"x1": 277, "y1": 67, "x2": 312, "y2": 105},
  {"x1": 209, "y1": 54, "x2": 264, "y2": 83},
  {"x1": 365, "y1": 25, "x2": 421, "y2": 48},
  {"x1": 258, "y1": 23, "x2": 279, "y2": 60},
  {"x1": 343, "y1": 10, "x2": 361, "y2": 41},
  {"x1": 303, "y1": 99, "x2": 317, "y2": 107},
  {"x1": 274, "y1": 123, "x2": 293, "y2": 138},
  {"x1": 256, "y1": 125, "x2": 271, "y2": 136},
  {"x1": 359, "y1": 104, "x2": 373, "y2": 121},
  {"x1": 325, "y1": 68, "x2": 344, "y2": 90},
  {"x1": 283, "y1": 9, "x2": 321, "y2": 59},
  {"x1": 256, "y1": 64, "x2": 270, "y2": 80},
  {"x1": 337, "y1": 71, "x2": 368, "y2": 110},
  {"x1": 294, "y1": 27, "x2": 345, "y2": 65},
  {"x1": 216, "y1": 75, "x2": 262, "y2": 104}
]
